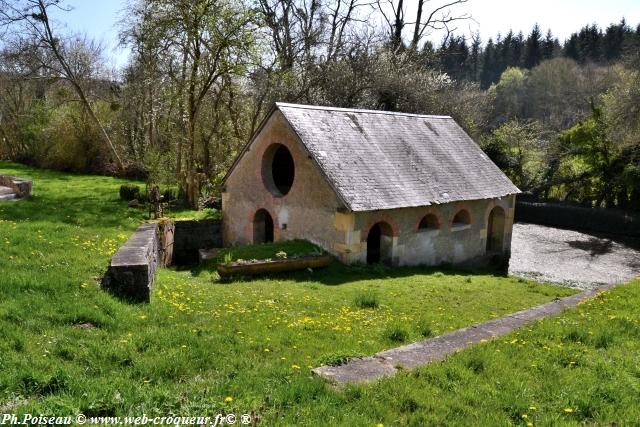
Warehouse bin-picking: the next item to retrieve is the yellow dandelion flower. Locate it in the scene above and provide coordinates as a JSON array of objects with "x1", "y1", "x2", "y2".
[
  {"x1": 564, "y1": 408, "x2": 573, "y2": 413},
  {"x1": 224, "y1": 396, "x2": 233, "y2": 403},
  {"x1": 264, "y1": 348, "x2": 270, "y2": 352},
  {"x1": 80, "y1": 283, "x2": 88, "y2": 289},
  {"x1": 376, "y1": 424, "x2": 384, "y2": 427},
  {"x1": 527, "y1": 422, "x2": 533, "y2": 427},
  {"x1": 529, "y1": 406, "x2": 537, "y2": 411},
  {"x1": 521, "y1": 414, "x2": 528, "y2": 419},
  {"x1": 291, "y1": 364, "x2": 301, "y2": 369}
]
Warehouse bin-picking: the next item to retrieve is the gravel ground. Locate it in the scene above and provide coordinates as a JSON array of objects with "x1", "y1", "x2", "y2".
[{"x1": 509, "y1": 223, "x2": 640, "y2": 290}]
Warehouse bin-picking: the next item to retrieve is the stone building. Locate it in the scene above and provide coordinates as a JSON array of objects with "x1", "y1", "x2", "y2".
[{"x1": 221, "y1": 103, "x2": 520, "y2": 266}]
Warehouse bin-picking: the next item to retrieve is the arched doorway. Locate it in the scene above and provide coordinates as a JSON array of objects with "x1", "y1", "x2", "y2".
[
  {"x1": 486, "y1": 206, "x2": 505, "y2": 252},
  {"x1": 366, "y1": 222, "x2": 394, "y2": 264},
  {"x1": 253, "y1": 209, "x2": 274, "y2": 244}
]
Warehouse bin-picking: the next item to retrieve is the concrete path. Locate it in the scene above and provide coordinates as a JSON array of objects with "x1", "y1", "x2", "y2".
[
  {"x1": 510, "y1": 223, "x2": 640, "y2": 290},
  {"x1": 313, "y1": 283, "x2": 618, "y2": 384}
]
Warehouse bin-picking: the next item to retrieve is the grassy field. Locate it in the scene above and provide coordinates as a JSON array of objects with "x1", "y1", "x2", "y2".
[{"x1": 1, "y1": 162, "x2": 638, "y2": 425}]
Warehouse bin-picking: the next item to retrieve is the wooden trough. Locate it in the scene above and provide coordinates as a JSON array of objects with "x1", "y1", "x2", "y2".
[{"x1": 217, "y1": 255, "x2": 332, "y2": 278}]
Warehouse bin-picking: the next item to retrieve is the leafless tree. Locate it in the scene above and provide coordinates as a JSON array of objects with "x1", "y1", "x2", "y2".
[
  {"x1": 376, "y1": 0, "x2": 470, "y2": 51},
  {"x1": 0, "y1": 0, "x2": 125, "y2": 171}
]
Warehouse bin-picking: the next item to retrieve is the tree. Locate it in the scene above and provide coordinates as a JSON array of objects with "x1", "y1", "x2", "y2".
[
  {"x1": 0, "y1": 0, "x2": 124, "y2": 171},
  {"x1": 376, "y1": 0, "x2": 470, "y2": 51},
  {"x1": 438, "y1": 34, "x2": 469, "y2": 81},
  {"x1": 524, "y1": 24, "x2": 542, "y2": 68},
  {"x1": 557, "y1": 103, "x2": 620, "y2": 207},
  {"x1": 541, "y1": 29, "x2": 558, "y2": 60},
  {"x1": 127, "y1": 0, "x2": 257, "y2": 207},
  {"x1": 480, "y1": 120, "x2": 547, "y2": 191},
  {"x1": 525, "y1": 57, "x2": 589, "y2": 130},
  {"x1": 480, "y1": 37, "x2": 497, "y2": 89},
  {"x1": 491, "y1": 67, "x2": 527, "y2": 123},
  {"x1": 467, "y1": 31, "x2": 481, "y2": 81}
]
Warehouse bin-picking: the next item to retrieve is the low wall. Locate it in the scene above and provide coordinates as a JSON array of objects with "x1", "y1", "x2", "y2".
[
  {"x1": 172, "y1": 219, "x2": 223, "y2": 264},
  {"x1": 103, "y1": 223, "x2": 159, "y2": 302},
  {"x1": 515, "y1": 201, "x2": 640, "y2": 237},
  {"x1": 102, "y1": 219, "x2": 222, "y2": 301},
  {"x1": 0, "y1": 175, "x2": 32, "y2": 198}
]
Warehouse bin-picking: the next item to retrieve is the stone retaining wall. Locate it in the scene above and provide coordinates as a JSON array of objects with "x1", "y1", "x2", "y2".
[
  {"x1": 103, "y1": 223, "x2": 159, "y2": 303},
  {"x1": 172, "y1": 219, "x2": 222, "y2": 264},
  {"x1": 515, "y1": 201, "x2": 639, "y2": 237}
]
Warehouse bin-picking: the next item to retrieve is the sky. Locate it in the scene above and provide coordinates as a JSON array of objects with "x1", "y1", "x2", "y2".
[{"x1": 49, "y1": 0, "x2": 640, "y2": 69}]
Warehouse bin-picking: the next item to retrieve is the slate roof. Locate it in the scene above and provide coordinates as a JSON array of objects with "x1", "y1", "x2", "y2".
[{"x1": 275, "y1": 103, "x2": 520, "y2": 211}]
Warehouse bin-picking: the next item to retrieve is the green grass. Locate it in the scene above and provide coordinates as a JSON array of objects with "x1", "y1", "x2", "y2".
[{"x1": 2, "y1": 162, "x2": 638, "y2": 425}]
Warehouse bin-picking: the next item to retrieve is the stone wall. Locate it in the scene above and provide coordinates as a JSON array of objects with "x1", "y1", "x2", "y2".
[
  {"x1": 103, "y1": 223, "x2": 159, "y2": 303},
  {"x1": 222, "y1": 110, "x2": 344, "y2": 251},
  {"x1": 339, "y1": 195, "x2": 515, "y2": 267},
  {"x1": 515, "y1": 201, "x2": 640, "y2": 237},
  {"x1": 173, "y1": 219, "x2": 223, "y2": 264},
  {"x1": 0, "y1": 175, "x2": 32, "y2": 198}
]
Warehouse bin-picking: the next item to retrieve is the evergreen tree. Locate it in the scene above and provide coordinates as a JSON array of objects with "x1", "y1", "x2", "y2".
[
  {"x1": 480, "y1": 38, "x2": 497, "y2": 89},
  {"x1": 499, "y1": 30, "x2": 516, "y2": 69},
  {"x1": 438, "y1": 35, "x2": 470, "y2": 82},
  {"x1": 602, "y1": 19, "x2": 630, "y2": 61},
  {"x1": 542, "y1": 29, "x2": 559, "y2": 60},
  {"x1": 564, "y1": 34, "x2": 580, "y2": 61},
  {"x1": 577, "y1": 24, "x2": 603, "y2": 62},
  {"x1": 524, "y1": 24, "x2": 543, "y2": 68},
  {"x1": 467, "y1": 32, "x2": 482, "y2": 81},
  {"x1": 514, "y1": 31, "x2": 525, "y2": 66}
]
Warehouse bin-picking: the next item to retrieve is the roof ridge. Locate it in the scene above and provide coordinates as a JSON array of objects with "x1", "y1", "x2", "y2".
[{"x1": 275, "y1": 102, "x2": 452, "y2": 120}]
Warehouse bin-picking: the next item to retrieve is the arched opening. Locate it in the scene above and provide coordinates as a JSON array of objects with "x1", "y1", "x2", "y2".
[
  {"x1": 486, "y1": 206, "x2": 506, "y2": 252},
  {"x1": 253, "y1": 209, "x2": 274, "y2": 244},
  {"x1": 418, "y1": 213, "x2": 439, "y2": 230},
  {"x1": 262, "y1": 143, "x2": 295, "y2": 196},
  {"x1": 452, "y1": 209, "x2": 471, "y2": 227},
  {"x1": 366, "y1": 222, "x2": 394, "y2": 265}
]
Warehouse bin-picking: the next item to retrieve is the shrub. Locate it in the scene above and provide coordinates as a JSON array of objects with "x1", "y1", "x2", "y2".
[
  {"x1": 353, "y1": 291, "x2": 379, "y2": 309},
  {"x1": 119, "y1": 184, "x2": 140, "y2": 201},
  {"x1": 123, "y1": 161, "x2": 149, "y2": 181}
]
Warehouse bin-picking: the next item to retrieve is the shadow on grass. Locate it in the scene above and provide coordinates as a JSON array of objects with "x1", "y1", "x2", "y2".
[{"x1": 192, "y1": 259, "x2": 508, "y2": 287}]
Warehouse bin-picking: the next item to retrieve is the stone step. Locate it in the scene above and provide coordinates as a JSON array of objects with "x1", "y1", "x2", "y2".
[
  {"x1": 0, "y1": 186, "x2": 14, "y2": 196},
  {"x1": 0, "y1": 193, "x2": 17, "y2": 201}
]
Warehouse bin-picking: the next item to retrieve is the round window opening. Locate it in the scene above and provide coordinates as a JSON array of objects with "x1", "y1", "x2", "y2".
[{"x1": 262, "y1": 144, "x2": 295, "y2": 196}]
